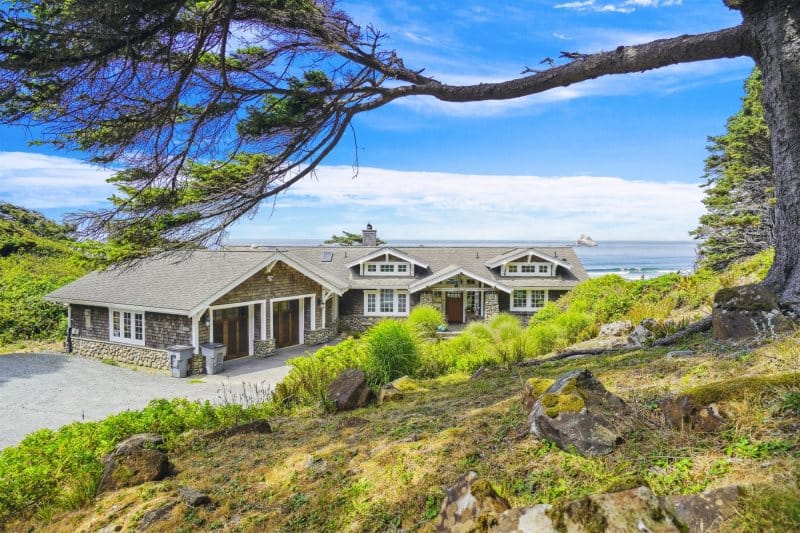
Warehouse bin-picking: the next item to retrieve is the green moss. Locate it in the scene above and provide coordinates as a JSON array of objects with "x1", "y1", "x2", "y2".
[
  {"x1": 540, "y1": 381, "x2": 586, "y2": 418},
  {"x1": 470, "y1": 479, "x2": 496, "y2": 499},
  {"x1": 683, "y1": 373, "x2": 800, "y2": 405},
  {"x1": 527, "y1": 377, "x2": 556, "y2": 397},
  {"x1": 565, "y1": 497, "x2": 608, "y2": 533}
]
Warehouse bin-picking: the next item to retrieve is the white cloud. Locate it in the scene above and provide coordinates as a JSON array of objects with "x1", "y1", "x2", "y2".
[
  {"x1": 0, "y1": 152, "x2": 114, "y2": 209},
  {"x1": 555, "y1": 0, "x2": 682, "y2": 13},
  {"x1": 255, "y1": 166, "x2": 704, "y2": 240}
]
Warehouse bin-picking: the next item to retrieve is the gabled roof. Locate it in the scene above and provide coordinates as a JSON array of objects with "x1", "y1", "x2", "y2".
[
  {"x1": 484, "y1": 248, "x2": 573, "y2": 270},
  {"x1": 46, "y1": 251, "x2": 277, "y2": 316},
  {"x1": 344, "y1": 247, "x2": 429, "y2": 269},
  {"x1": 409, "y1": 264, "x2": 511, "y2": 293}
]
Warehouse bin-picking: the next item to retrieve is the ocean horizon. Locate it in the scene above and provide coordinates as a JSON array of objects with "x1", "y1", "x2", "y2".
[{"x1": 226, "y1": 239, "x2": 698, "y2": 281}]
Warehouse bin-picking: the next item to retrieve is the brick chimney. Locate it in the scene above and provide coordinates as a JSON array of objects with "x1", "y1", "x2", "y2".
[{"x1": 362, "y1": 223, "x2": 377, "y2": 246}]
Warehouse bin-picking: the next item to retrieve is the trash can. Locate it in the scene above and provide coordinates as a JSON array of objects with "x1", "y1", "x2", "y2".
[
  {"x1": 200, "y1": 342, "x2": 226, "y2": 375},
  {"x1": 167, "y1": 345, "x2": 194, "y2": 378}
]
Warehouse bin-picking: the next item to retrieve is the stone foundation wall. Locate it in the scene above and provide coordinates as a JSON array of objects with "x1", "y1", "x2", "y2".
[
  {"x1": 339, "y1": 314, "x2": 381, "y2": 332},
  {"x1": 509, "y1": 311, "x2": 535, "y2": 325},
  {"x1": 255, "y1": 339, "x2": 276, "y2": 357},
  {"x1": 419, "y1": 292, "x2": 434, "y2": 307},
  {"x1": 304, "y1": 319, "x2": 339, "y2": 346},
  {"x1": 72, "y1": 337, "x2": 170, "y2": 371},
  {"x1": 188, "y1": 355, "x2": 206, "y2": 375}
]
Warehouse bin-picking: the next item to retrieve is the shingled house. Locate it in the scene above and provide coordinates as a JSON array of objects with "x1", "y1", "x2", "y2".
[{"x1": 46, "y1": 226, "x2": 588, "y2": 371}]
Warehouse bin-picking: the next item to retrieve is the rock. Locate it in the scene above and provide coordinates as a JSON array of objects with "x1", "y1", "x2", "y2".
[
  {"x1": 712, "y1": 284, "x2": 795, "y2": 340},
  {"x1": 521, "y1": 377, "x2": 556, "y2": 413},
  {"x1": 492, "y1": 487, "x2": 680, "y2": 532},
  {"x1": 96, "y1": 433, "x2": 171, "y2": 495},
  {"x1": 304, "y1": 456, "x2": 328, "y2": 475},
  {"x1": 628, "y1": 318, "x2": 657, "y2": 347},
  {"x1": 660, "y1": 395, "x2": 726, "y2": 433},
  {"x1": 660, "y1": 486, "x2": 742, "y2": 532},
  {"x1": 492, "y1": 505, "x2": 556, "y2": 532},
  {"x1": 666, "y1": 350, "x2": 696, "y2": 358},
  {"x1": 139, "y1": 502, "x2": 177, "y2": 531},
  {"x1": 377, "y1": 383, "x2": 404, "y2": 405},
  {"x1": 529, "y1": 370, "x2": 630, "y2": 456},
  {"x1": 560, "y1": 486, "x2": 680, "y2": 532},
  {"x1": 599, "y1": 320, "x2": 632, "y2": 337},
  {"x1": 576, "y1": 234, "x2": 598, "y2": 247},
  {"x1": 435, "y1": 471, "x2": 511, "y2": 532},
  {"x1": 179, "y1": 486, "x2": 211, "y2": 507},
  {"x1": 470, "y1": 367, "x2": 485, "y2": 380},
  {"x1": 327, "y1": 369, "x2": 372, "y2": 412},
  {"x1": 205, "y1": 419, "x2": 272, "y2": 440}
]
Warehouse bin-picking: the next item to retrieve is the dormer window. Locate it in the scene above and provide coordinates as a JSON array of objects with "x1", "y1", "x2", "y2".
[
  {"x1": 362, "y1": 261, "x2": 412, "y2": 276},
  {"x1": 504, "y1": 261, "x2": 553, "y2": 277},
  {"x1": 367, "y1": 264, "x2": 377, "y2": 273}
]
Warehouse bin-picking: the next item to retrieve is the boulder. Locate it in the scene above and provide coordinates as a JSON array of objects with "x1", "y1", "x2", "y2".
[
  {"x1": 666, "y1": 350, "x2": 696, "y2": 358},
  {"x1": 138, "y1": 502, "x2": 177, "y2": 531},
  {"x1": 491, "y1": 487, "x2": 680, "y2": 532},
  {"x1": 712, "y1": 284, "x2": 795, "y2": 340},
  {"x1": 660, "y1": 394, "x2": 726, "y2": 433},
  {"x1": 529, "y1": 370, "x2": 629, "y2": 456},
  {"x1": 327, "y1": 369, "x2": 372, "y2": 412},
  {"x1": 660, "y1": 486, "x2": 742, "y2": 532},
  {"x1": 628, "y1": 318, "x2": 657, "y2": 347},
  {"x1": 435, "y1": 471, "x2": 511, "y2": 532},
  {"x1": 97, "y1": 433, "x2": 171, "y2": 495},
  {"x1": 599, "y1": 320, "x2": 633, "y2": 337},
  {"x1": 205, "y1": 419, "x2": 272, "y2": 440},
  {"x1": 521, "y1": 377, "x2": 556, "y2": 413},
  {"x1": 179, "y1": 486, "x2": 211, "y2": 507},
  {"x1": 377, "y1": 383, "x2": 404, "y2": 405}
]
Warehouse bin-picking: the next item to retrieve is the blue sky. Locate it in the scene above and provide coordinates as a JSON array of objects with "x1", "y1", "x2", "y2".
[{"x1": 0, "y1": 0, "x2": 752, "y2": 241}]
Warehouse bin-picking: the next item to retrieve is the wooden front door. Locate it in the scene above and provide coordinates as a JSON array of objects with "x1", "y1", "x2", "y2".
[
  {"x1": 213, "y1": 306, "x2": 249, "y2": 359},
  {"x1": 273, "y1": 299, "x2": 300, "y2": 348},
  {"x1": 445, "y1": 293, "x2": 464, "y2": 324}
]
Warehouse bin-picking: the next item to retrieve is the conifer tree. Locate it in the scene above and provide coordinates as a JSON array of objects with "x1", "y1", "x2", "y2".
[{"x1": 692, "y1": 69, "x2": 774, "y2": 271}]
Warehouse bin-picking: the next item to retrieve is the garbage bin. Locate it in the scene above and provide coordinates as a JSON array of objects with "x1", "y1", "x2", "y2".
[
  {"x1": 200, "y1": 342, "x2": 226, "y2": 375},
  {"x1": 167, "y1": 345, "x2": 194, "y2": 378}
]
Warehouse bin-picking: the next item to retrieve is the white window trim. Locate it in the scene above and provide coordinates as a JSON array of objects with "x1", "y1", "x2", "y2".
[
  {"x1": 503, "y1": 261, "x2": 554, "y2": 277},
  {"x1": 510, "y1": 289, "x2": 549, "y2": 312},
  {"x1": 362, "y1": 261, "x2": 412, "y2": 277},
  {"x1": 109, "y1": 307, "x2": 146, "y2": 346},
  {"x1": 363, "y1": 289, "x2": 410, "y2": 316}
]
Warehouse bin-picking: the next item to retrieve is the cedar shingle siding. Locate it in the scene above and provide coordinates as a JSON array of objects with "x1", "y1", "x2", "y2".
[{"x1": 71, "y1": 304, "x2": 109, "y2": 340}]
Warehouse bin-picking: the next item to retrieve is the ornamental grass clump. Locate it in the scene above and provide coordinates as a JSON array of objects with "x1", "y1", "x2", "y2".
[
  {"x1": 363, "y1": 320, "x2": 420, "y2": 387},
  {"x1": 407, "y1": 305, "x2": 445, "y2": 338}
]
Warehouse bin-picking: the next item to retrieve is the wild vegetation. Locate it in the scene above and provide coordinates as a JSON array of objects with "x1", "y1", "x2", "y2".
[
  {"x1": 0, "y1": 203, "x2": 104, "y2": 348},
  {"x1": 4, "y1": 249, "x2": 795, "y2": 531}
]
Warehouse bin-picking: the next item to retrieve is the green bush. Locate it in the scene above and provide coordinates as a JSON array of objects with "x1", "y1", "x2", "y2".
[
  {"x1": 363, "y1": 320, "x2": 420, "y2": 386},
  {"x1": 0, "y1": 398, "x2": 274, "y2": 525},
  {"x1": 272, "y1": 339, "x2": 366, "y2": 408},
  {"x1": 407, "y1": 305, "x2": 445, "y2": 337}
]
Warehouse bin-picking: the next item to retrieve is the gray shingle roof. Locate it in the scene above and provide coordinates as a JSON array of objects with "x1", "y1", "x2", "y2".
[{"x1": 47, "y1": 245, "x2": 589, "y2": 314}]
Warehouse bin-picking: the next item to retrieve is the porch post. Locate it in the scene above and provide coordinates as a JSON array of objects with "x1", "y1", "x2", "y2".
[
  {"x1": 209, "y1": 308, "x2": 214, "y2": 342},
  {"x1": 248, "y1": 303, "x2": 255, "y2": 355},
  {"x1": 261, "y1": 301, "x2": 267, "y2": 340}
]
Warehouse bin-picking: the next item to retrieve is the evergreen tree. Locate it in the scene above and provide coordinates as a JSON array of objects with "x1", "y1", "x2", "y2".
[
  {"x1": 324, "y1": 231, "x2": 385, "y2": 246},
  {"x1": 692, "y1": 68, "x2": 774, "y2": 271}
]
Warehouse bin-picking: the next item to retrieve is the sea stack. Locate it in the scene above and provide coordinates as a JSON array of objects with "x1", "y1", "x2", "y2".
[{"x1": 576, "y1": 234, "x2": 598, "y2": 247}]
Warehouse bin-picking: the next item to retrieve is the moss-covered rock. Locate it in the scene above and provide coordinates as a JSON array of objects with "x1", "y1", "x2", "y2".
[
  {"x1": 712, "y1": 284, "x2": 796, "y2": 340},
  {"x1": 682, "y1": 372, "x2": 800, "y2": 405},
  {"x1": 435, "y1": 471, "x2": 510, "y2": 532},
  {"x1": 521, "y1": 377, "x2": 556, "y2": 412},
  {"x1": 528, "y1": 370, "x2": 630, "y2": 457}
]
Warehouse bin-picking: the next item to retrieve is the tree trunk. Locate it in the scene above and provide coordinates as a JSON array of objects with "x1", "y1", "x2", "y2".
[{"x1": 743, "y1": 0, "x2": 800, "y2": 312}]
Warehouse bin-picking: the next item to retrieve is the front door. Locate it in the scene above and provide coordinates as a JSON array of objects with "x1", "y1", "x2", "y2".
[
  {"x1": 273, "y1": 299, "x2": 300, "y2": 348},
  {"x1": 445, "y1": 293, "x2": 464, "y2": 324},
  {"x1": 213, "y1": 306, "x2": 249, "y2": 359}
]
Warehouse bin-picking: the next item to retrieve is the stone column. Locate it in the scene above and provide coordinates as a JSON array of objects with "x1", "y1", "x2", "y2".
[
  {"x1": 420, "y1": 291, "x2": 434, "y2": 307},
  {"x1": 484, "y1": 291, "x2": 499, "y2": 321}
]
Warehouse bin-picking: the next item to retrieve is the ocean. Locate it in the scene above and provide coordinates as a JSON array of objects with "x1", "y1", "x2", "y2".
[{"x1": 227, "y1": 239, "x2": 698, "y2": 280}]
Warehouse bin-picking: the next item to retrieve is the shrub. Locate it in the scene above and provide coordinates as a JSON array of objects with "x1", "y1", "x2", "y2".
[
  {"x1": 272, "y1": 339, "x2": 366, "y2": 408},
  {"x1": 527, "y1": 323, "x2": 562, "y2": 356},
  {"x1": 0, "y1": 398, "x2": 274, "y2": 525},
  {"x1": 407, "y1": 305, "x2": 445, "y2": 337},
  {"x1": 488, "y1": 312, "x2": 521, "y2": 331},
  {"x1": 363, "y1": 320, "x2": 420, "y2": 386},
  {"x1": 553, "y1": 310, "x2": 597, "y2": 342}
]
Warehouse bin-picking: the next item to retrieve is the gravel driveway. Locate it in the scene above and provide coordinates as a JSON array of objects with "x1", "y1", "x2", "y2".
[{"x1": 0, "y1": 349, "x2": 302, "y2": 449}]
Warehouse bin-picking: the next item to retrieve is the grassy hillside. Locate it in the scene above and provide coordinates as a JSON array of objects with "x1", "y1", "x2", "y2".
[
  {"x1": 4, "y1": 250, "x2": 799, "y2": 531},
  {"x1": 0, "y1": 203, "x2": 99, "y2": 348}
]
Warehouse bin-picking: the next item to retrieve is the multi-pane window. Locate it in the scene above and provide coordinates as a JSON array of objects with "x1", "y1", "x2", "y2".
[
  {"x1": 364, "y1": 290, "x2": 410, "y2": 316},
  {"x1": 380, "y1": 289, "x2": 394, "y2": 312},
  {"x1": 397, "y1": 293, "x2": 407, "y2": 313},
  {"x1": 507, "y1": 264, "x2": 518, "y2": 273},
  {"x1": 367, "y1": 264, "x2": 377, "y2": 272},
  {"x1": 521, "y1": 265, "x2": 536, "y2": 273},
  {"x1": 363, "y1": 261, "x2": 411, "y2": 275},
  {"x1": 513, "y1": 290, "x2": 527, "y2": 308},
  {"x1": 397, "y1": 264, "x2": 408, "y2": 273},
  {"x1": 110, "y1": 309, "x2": 145, "y2": 345},
  {"x1": 505, "y1": 262, "x2": 553, "y2": 277},
  {"x1": 511, "y1": 290, "x2": 547, "y2": 311},
  {"x1": 380, "y1": 264, "x2": 394, "y2": 273}
]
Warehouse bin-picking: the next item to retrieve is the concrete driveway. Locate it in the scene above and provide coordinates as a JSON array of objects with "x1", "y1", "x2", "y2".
[{"x1": 0, "y1": 346, "x2": 311, "y2": 449}]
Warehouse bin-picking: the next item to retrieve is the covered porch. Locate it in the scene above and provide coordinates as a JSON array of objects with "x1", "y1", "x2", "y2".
[{"x1": 410, "y1": 266, "x2": 508, "y2": 324}]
